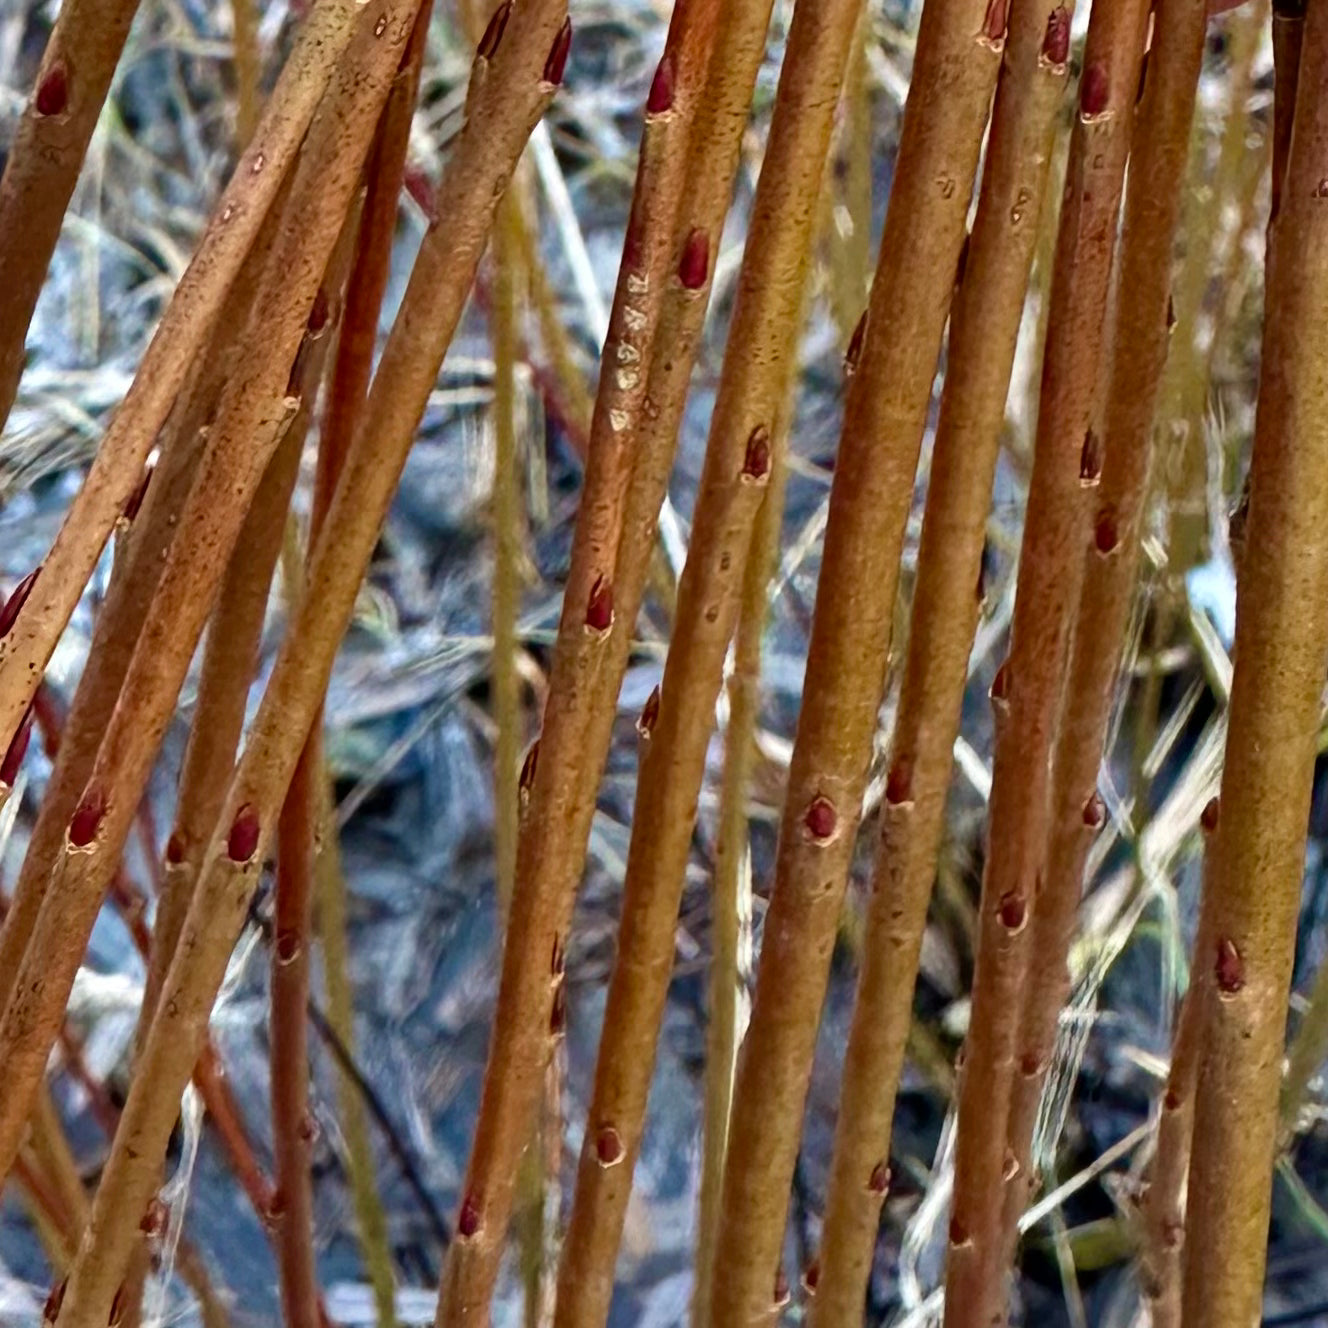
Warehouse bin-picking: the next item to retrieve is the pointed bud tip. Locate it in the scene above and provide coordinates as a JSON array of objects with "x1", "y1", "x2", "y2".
[
  {"x1": 637, "y1": 686, "x2": 661, "y2": 739},
  {"x1": 1042, "y1": 7, "x2": 1071, "y2": 67},
  {"x1": 741, "y1": 425, "x2": 771, "y2": 481},
  {"x1": 981, "y1": 0, "x2": 1009, "y2": 45},
  {"x1": 1215, "y1": 937, "x2": 1245, "y2": 994},
  {"x1": 595, "y1": 1125, "x2": 624, "y2": 1165},
  {"x1": 35, "y1": 60, "x2": 68, "y2": 117},
  {"x1": 227, "y1": 803, "x2": 261, "y2": 863},
  {"x1": 845, "y1": 308, "x2": 868, "y2": 375},
  {"x1": 998, "y1": 890, "x2": 1027, "y2": 931},
  {"x1": 1079, "y1": 429, "x2": 1103, "y2": 483},
  {"x1": 476, "y1": 0, "x2": 512, "y2": 61},
  {"x1": 457, "y1": 1192, "x2": 482, "y2": 1238},
  {"x1": 0, "y1": 567, "x2": 41, "y2": 639},
  {"x1": 1, "y1": 708, "x2": 34, "y2": 787},
  {"x1": 123, "y1": 463, "x2": 154, "y2": 524},
  {"x1": 1094, "y1": 508, "x2": 1119, "y2": 554},
  {"x1": 647, "y1": 51, "x2": 675, "y2": 114},
  {"x1": 520, "y1": 741, "x2": 540, "y2": 799},
  {"x1": 585, "y1": 574, "x2": 614, "y2": 632},
  {"x1": 1080, "y1": 60, "x2": 1110, "y2": 117},
  {"x1": 1201, "y1": 796, "x2": 1220, "y2": 833},
  {"x1": 804, "y1": 795, "x2": 837, "y2": 842},
  {"x1": 69, "y1": 784, "x2": 107, "y2": 848},
  {"x1": 543, "y1": 18, "x2": 572, "y2": 86},
  {"x1": 678, "y1": 228, "x2": 710, "y2": 290}
]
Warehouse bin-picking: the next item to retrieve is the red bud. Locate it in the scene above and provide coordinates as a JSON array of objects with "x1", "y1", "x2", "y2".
[
  {"x1": 0, "y1": 567, "x2": 40, "y2": 639},
  {"x1": 647, "y1": 51, "x2": 675, "y2": 114},
  {"x1": 543, "y1": 18, "x2": 572, "y2": 86},
  {"x1": 35, "y1": 61, "x2": 68, "y2": 117},
  {"x1": 678, "y1": 228, "x2": 709, "y2": 290},
  {"x1": 227, "y1": 803, "x2": 261, "y2": 863},
  {"x1": 476, "y1": 1, "x2": 511, "y2": 60}
]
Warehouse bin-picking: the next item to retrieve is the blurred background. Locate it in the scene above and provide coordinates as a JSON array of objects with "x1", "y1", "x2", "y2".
[{"x1": 2, "y1": 0, "x2": 1326, "y2": 1324}]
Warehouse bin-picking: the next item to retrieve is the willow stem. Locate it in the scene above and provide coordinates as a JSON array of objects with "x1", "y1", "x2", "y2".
[
  {"x1": 1181, "y1": 7, "x2": 1328, "y2": 1323},
  {"x1": 0, "y1": 0, "x2": 413, "y2": 1207},
  {"x1": 0, "y1": 0, "x2": 369, "y2": 760},
  {"x1": 1002, "y1": 0, "x2": 1209, "y2": 1250},
  {"x1": 552, "y1": 0, "x2": 861, "y2": 1320},
  {"x1": 942, "y1": 6, "x2": 1151, "y2": 1322},
  {"x1": 810, "y1": 5, "x2": 1073, "y2": 1322},
  {"x1": 708, "y1": 2, "x2": 1004, "y2": 1321},
  {"x1": 0, "y1": 0, "x2": 143, "y2": 430},
  {"x1": 50, "y1": 10, "x2": 564, "y2": 1321}
]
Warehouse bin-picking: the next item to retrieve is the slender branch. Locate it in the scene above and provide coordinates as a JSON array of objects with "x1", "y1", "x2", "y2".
[
  {"x1": 439, "y1": 0, "x2": 728, "y2": 1315},
  {"x1": 941, "y1": 6, "x2": 1150, "y2": 1322},
  {"x1": 693, "y1": 359, "x2": 792, "y2": 1328},
  {"x1": 0, "y1": 0, "x2": 143, "y2": 430},
  {"x1": 1139, "y1": 802, "x2": 1217, "y2": 1328},
  {"x1": 49, "y1": 9, "x2": 565, "y2": 1322},
  {"x1": 1181, "y1": 8, "x2": 1328, "y2": 1322},
  {"x1": 708, "y1": 2, "x2": 1004, "y2": 1321},
  {"x1": 233, "y1": 0, "x2": 263, "y2": 151},
  {"x1": 809, "y1": 6, "x2": 1073, "y2": 1323},
  {"x1": 0, "y1": 0, "x2": 413, "y2": 1200},
  {"x1": 297, "y1": 18, "x2": 435, "y2": 1328},
  {"x1": 552, "y1": 0, "x2": 862, "y2": 1320},
  {"x1": 1003, "y1": 0, "x2": 1209, "y2": 1247},
  {"x1": 0, "y1": 0, "x2": 370, "y2": 759},
  {"x1": 0, "y1": 180, "x2": 289, "y2": 1018},
  {"x1": 492, "y1": 186, "x2": 526, "y2": 919}
]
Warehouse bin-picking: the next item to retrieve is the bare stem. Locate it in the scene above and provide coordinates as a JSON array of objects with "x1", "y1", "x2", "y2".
[
  {"x1": 0, "y1": 0, "x2": 369, "y2": 759},
  {"x1": 1181, "y1": 8, "x2": 1328, "y2": 1323},
  {"x1": 0, "y1": 0, "x2": 142, "y2": 430},
  {"x1": 1139, "y1": 805, "x2": 1217, "y2": 1328},
  {"x1": 49, "y1": 9, "x2": 564, "y2": 1320},
  {"x1": 0, "y1": 0, "x2": 413, "y2": 1206},
  {"x1": 551, "y1": 0, "x2": 862, "y2": 1321},
  {"x1": 943, "y1": 5, "x2": 1150, "y2": 1322},
  {"x1": 708, "y1": 2, "x2": 1004, "y2": 1322},
  {"x1": 1003, "y1": 0, "x2": 1209, "y2": 1249},
  {"x1": 810, "y1": 5, "x2": 1073, "y2": 1322}
]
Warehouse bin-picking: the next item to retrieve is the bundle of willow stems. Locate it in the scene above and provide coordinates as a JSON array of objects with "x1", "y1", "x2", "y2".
[{"x1": 0, "y1": 0, "x2": 1325, "y2": 1324}]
